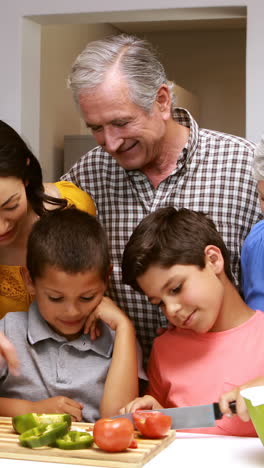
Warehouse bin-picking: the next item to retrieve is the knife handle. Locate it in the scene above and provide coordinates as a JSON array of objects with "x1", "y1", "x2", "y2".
[{"x1": 213, "y1": 401, "x2": 236, "y2": 419}]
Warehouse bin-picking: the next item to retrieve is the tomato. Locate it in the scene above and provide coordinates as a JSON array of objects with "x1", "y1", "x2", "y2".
[
  {"x1": 93, "y1": 418, "x2": 134, "y2": 452},
  {"x1": 133, "y1": 410, "x2": 172, "y2": 439},
  {"x1": 128, "y1": 438, "x2": 138, "y2": 449}
]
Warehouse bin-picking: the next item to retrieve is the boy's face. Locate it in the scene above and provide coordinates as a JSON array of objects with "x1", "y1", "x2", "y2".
[
  {"x1": 137, "y1": 248, "x2": 225, "y2": 334},
  {"x1": 25, "y1": 266, "x2": 107, "y2": 340}
]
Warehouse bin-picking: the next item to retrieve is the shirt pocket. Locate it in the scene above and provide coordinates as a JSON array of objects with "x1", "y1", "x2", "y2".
[{"x1": 216, "y1": 381, "x2": 256, "y2": 437}]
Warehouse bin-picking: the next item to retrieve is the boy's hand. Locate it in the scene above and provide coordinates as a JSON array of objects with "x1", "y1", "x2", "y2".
[
  {"x1": 119, "y1": 395, "x2": 163, "y2": 414},
  {"x1": 32, "y1": 396, "x2": 84, "y2": 422},
  {"x1": 84, "y1": 297, "x2": 130, "y2": 337},
  {"x1": 219, "y1": 376, "x2": 264, "y2": 422},
  {"x1": 0, "y1": 332, "x2": 20, "y2": 376}
]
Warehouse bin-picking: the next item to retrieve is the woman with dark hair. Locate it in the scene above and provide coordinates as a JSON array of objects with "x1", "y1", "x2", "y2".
[{"x1": 0, "y1": 120, "x2": 96, "y2": 317}]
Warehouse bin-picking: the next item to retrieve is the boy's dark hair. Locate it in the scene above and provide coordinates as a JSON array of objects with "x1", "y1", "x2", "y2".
[
  {"x1": 27, "y1": 208, "x2": 110, "y2": 281},
  {"x1": 122, "y1": 207, "x2": 233, "y2": 292}
]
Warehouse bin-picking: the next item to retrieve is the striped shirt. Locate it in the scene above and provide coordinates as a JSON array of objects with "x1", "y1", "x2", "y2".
[{"x1": 61, "y1": 108, "x2": 261, "y2": 363}]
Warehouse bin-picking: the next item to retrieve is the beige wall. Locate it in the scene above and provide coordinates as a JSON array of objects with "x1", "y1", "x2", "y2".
[
  {"x1": 141, "y1": 28, "x2": 245, "y2": 136},
  {"x1": 40, "y1": 23, "x2": 119, "y2": 181}
]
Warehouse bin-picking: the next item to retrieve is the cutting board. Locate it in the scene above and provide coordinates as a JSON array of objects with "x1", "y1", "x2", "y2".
[{"x1": 0, "y1": 417, "x2": 175, "y2": 468}]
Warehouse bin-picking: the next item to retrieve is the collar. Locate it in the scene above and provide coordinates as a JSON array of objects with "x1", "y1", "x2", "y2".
[
  {"x1": 27, "y1": 302, "x2": 113, "y2": 358},
  {"x1": 172, "y1": 107, "x2": 199, "y2": 166}
]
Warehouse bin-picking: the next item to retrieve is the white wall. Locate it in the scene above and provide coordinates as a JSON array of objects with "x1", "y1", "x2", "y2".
[
  {"x1": 143, "y1": 28, "x2": 245, "y2": 136},
  {"x1": 0, "y1": 0, "x2": 264, "y2": 170},
  {"x1": 40, "y1": 23, "x2": 119, "y2": 180}
]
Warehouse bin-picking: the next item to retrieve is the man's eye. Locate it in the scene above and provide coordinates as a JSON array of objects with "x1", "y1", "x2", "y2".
[
  {"x1": 115, "y1": 122, "x2": 127, "y2": 127},
  {"x1": 48, "y1": 296, "x2": 63, "y2": 302},
  {"x1": 90, "y1": 126, "x2": 102, "y2": 132}
]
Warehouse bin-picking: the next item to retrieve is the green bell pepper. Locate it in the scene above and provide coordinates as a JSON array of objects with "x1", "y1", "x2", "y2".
[
  {"x1": 52, "y1": 431, "x2": 94, "y2": 450},
  {"x1": 19, "y1": 422, "x2": 68, "y2": 448},
  {"x1": 12, "y1": 413, "x2": 71, "y2": 434}
]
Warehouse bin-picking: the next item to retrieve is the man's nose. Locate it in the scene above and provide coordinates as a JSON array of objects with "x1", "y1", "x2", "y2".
[{"x1": 103, "y1": 128, "x2": 123, "y2": 153}]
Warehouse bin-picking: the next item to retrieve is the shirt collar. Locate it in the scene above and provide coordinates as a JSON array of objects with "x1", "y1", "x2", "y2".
[
  {"x1": 172, "y1": 107, "x2": 199, "y2": 166},
  {"x1": 27, "y1": 301, "x2": 113, "y2": 358}
]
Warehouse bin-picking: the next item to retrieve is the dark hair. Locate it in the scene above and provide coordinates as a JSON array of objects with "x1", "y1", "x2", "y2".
[
  {"x1": 27, "y1": 208, "x2": 110, "y2": 281},
  {"x1": 122, "y1": 207, "x2": 233, "y2": 292},
  {"x1": 0, "y1": 120, "x2": 66, "y2": 216}
]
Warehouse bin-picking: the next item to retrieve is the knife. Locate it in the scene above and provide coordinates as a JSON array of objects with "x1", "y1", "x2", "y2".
[{"x1": 111, "y1": 401, "x2": 236, "y2": 430}]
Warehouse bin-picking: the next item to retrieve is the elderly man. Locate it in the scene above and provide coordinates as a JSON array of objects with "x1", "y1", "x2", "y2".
[{"x1": 61, "y1": 34, "x2": 260, "y2": 363}]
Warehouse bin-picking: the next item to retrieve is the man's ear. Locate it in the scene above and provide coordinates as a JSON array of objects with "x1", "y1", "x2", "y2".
[
  {"x1": 20, "y1": 267, "x2": 36, "y2": 295},
  {"x1": 156, "y1": 84, "x2": 171, "y2": 119},
  {"x1": 204, "y1": 245, "x2": 224, "y2": 275}
]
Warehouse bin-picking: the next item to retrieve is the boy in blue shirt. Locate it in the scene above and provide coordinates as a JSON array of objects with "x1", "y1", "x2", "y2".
[{"x1": 0, "y1": 208, "x2": 138, "y2": 421}]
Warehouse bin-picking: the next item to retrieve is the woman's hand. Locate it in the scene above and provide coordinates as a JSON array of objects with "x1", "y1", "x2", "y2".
[
  {"x1": 119, "y1": 395, "x2": 163, "y2": 414},
  {"x1": 0, "y1": 332, "x2": 20, "y2": 376}
]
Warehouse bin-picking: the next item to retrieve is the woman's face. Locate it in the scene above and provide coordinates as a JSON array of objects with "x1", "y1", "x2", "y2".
[{"x1": 0, "y1": 176, "x2": 28, "y2": 246}]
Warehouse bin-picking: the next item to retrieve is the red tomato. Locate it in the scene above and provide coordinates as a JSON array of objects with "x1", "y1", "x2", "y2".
[
  {"x1": 133, "y1": 410, "x2": 172, "y2": 439},
  {"x1": 93, "y1": 418, "x2": 134, "y2": 452},
  {"x1": 128, "y1": 438, "x2": 138, "y2": 449}
]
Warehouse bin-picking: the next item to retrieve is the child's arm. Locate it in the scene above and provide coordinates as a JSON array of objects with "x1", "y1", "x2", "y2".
[
  {"x1": 0, "y1": 332, "x2": 20, "y2": 376},
  {"x1": 0, "y1": 396, "x2": 83, "y2": 421},
  {"x1": 219, "y1": 376, "x2": 264, "y2": 422},
  {"x1": 85, "y1": 296, "x2": 139, "y2": 417}
]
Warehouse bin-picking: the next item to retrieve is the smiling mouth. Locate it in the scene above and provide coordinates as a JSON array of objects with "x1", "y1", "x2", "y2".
[
  {"x1": 0, "y1": 227, "x2": 15, "y2": 241},
  {"x1": 59, "y1": 319, "x2": 83, "y2": 327},
  {"x1": 118, "y1": 141, "x2": 138, "y2": 153},
  {"x1": 182, "y1": 310, "x2": 196, "y2": 327}
]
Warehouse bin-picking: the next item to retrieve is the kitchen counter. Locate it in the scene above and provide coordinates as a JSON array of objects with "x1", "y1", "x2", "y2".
[{"x1": 1, "y1": 432, "x2": 263, "y2": 468}]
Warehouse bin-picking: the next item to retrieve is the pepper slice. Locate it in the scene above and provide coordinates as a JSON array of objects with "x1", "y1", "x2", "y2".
[
  {"x1": 12, "y1": 413, "x2": 71, "y2": 434},
  {"x1": 19, "y1": 422, "x2": 69, "y2": 448},
  {"x1": 53, "y1": 431, "x2": 94, "y2": 450}
]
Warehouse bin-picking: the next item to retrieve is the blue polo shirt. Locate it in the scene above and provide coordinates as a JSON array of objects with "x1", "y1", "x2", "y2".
[{"x1": 0, "y1": 301, "x2": 114, "y2": 422}]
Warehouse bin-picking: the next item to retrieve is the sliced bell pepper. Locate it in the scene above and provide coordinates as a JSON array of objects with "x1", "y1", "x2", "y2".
[
  {"x1": 52, "y1": 431, "x2": 94, "y2": 450},
  {"x1": 19, "y1": 422, "x2": 68, "y2": 448},
  {"x1": 12, "y1": 413, "x2": 71, "y2": 434},
  {"x1": 12, "y1": 413, "x2": 39, "y2": 434}
]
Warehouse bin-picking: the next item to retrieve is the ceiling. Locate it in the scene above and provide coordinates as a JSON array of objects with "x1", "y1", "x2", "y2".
[
  {"x1": 112, "y1": 17, "x2": 246, "y2": 34},
  {"x1": 30, "y1": 6, "x2": 247, "y2": 33}
]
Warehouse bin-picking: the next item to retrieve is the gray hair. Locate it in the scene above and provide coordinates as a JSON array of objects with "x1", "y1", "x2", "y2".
[
  {"x1": 68, "y1": 34, "x2": 176, "y2": 113},
  {"x1": 252, "y1": 134, "x2": 264, "y2": 181}
]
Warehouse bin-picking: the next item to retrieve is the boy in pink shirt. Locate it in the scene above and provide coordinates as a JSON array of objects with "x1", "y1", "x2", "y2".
[{"x1": 121, "y1": 207, "x2": 264, "y2": 436}]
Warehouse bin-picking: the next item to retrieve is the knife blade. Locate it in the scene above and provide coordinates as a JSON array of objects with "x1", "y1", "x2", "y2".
[{"x1": 111, "y1": 401, "x2": 236, "y2": 430}]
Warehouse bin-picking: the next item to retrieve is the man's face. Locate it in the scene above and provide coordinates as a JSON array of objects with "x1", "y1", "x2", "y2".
[
  {"x1": 26, "y1": 266, "x2": 107, "y2": 341},
  {"x1": 78, "y1": 70, "x2": 171, "y2": 172}
]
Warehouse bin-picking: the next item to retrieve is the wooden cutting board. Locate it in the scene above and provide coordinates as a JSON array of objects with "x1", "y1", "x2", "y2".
[{"x1": 0, "y1": 417, "x2": 175, "y2": 468}]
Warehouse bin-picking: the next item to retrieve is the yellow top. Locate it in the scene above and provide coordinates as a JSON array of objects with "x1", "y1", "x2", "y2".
[{"x1": 0, "y1": 181, "x2": 96, "y2": 318}]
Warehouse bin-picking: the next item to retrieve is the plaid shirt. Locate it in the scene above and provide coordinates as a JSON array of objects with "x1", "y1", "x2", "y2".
[{"x1": 61, "y1": 108, "x2": 261, "y2": 363}]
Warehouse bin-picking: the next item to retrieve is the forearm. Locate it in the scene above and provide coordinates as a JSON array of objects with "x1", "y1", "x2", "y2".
[
  {"x1": 0, "y1": 398, "x2": 36, "y2": 417},
  {"x1": 100, "y1": 319, "x2": 138, "y2": 417}
]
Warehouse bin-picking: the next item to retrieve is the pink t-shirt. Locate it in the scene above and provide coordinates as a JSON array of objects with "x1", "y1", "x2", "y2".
[{"x1": 147, "y1": 310, "x2": 264, "y2": 436}]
